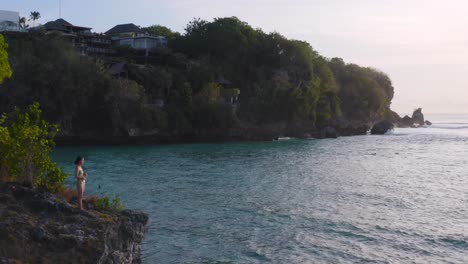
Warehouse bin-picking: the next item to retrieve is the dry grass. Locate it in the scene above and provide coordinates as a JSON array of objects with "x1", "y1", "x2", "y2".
[
  {"x1": 59, "y1": 188, "x2": 79, "y2": 202},
  {"x1": 0, "y1": 167, "x2": 11, "y2": 183},
  {"x1": 84, "y1": 195, "x2": 100, "y2": 206}
]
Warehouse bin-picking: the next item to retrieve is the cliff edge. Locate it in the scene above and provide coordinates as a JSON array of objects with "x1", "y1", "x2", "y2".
[{"x1": 0, "y1": 182, "x2": 148, "y2": 264}]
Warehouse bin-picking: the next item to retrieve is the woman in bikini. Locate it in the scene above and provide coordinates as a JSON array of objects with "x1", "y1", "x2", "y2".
[{"x1": 75, "y1": 156, "x2": 88, "y2": 210}]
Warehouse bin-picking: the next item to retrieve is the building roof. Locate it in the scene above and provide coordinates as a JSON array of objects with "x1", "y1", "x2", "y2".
[
  {"x1": 108, "y1": 62, "x2": 128, "y2": 75},
  {"x1": 105, "y1": 23, "x2": 144, "y2": 35},
  {"x1": 43, "y1": 18, "x2": 91, "y2": 32},
  {"x1": 216, "y1": 75, "x2": 232, "y2": 86}
]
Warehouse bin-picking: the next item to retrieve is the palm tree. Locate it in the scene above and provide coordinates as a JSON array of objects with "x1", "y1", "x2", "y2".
[
  {"x1": 29, "y1": 11, "x2": 41, "y2": 27},
  {"x1": 19, "y1": 17, "x2": 28, "y2": 30}
]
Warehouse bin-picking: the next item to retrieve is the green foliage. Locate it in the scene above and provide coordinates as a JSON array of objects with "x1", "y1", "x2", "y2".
[
  {"x1": 0, "y1": 102, "x2": 66, "y2": 192},
  {"x1": 196, "y1": 82, "x2": 221, "y2": 103},
  {"x1": 29, "y1": 11, "x2": 41, "y2": 27},
  {"x1": 221, "y1": 88, "x2": 240, "y2": 98},
  {"x1": 29, "y1": 11, "x2": 41, "y2": 20},
  {"x1": 0, "y1": 16, "x2": 395, "y2": 138},
  {"x1": 95, "y1": 196, "x2": 110, "y2": 210},
  {"x1": 144, "y1": 25, "x2": 180, "y2": 40},
  {"x1": 329, "y1": 58, "x2": 394, "y2": 121},
  {"x1": 0, "y1": 34, "x2": 12, "y2": 84},
  {"x1": 94, "y1": 195, "x2": 125, "y2": 211}
]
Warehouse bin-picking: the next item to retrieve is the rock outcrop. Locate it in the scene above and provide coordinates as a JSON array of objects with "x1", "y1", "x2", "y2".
[
  {"x1": 371, "y1": 120, "x2": 394, "y2": 135},
  {"x1": 395, "y1": 108, "x2": 432, "y2": 128},
  {"x1": 0, "y1": 183, "x2": 148, "y2": 264},
  {"x1": 320, "y1": 126, "x2": 338, "y2": 138},
  {"x1": 411, "y1": 108, "x2": 425, "y2": 126},
  {"x1": 399, "y1": 115, "x2": 414, "y2": 127}
]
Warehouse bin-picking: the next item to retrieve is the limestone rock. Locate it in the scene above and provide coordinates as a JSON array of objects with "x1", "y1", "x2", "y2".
[
  {"x1": 320, "y1": 126, "x2": 338, "y2": 138},
  {"x1": 411, "y1": 108, "x2": 425, "y2": 126},
  {"x1": 371, "y1": 120, "x2": 394, "y2": 135},
  {"x1": 0, "y1": 183, "x2": 148, "y2": 264},
  {"x1": 399, "y1": 115, "x2": 414, "y2": 127}
]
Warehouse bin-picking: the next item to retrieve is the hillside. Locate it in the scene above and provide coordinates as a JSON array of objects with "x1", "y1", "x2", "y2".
[{"x1": 0, "y1": 17, "x2": 395, "y2": 143}]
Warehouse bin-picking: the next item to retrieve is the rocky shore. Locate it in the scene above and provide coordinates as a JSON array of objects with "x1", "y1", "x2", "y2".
[
  {"x1": 54, "y1": 119, "x2": 375, "y2": 145},
  {"x1": 370, "y1": 108, "x2": 432, "y2": 135},
  {"x1": 54, "y1": 108, "x2": 434, "y2": 144},
  {"x1": 0, "y1": 182, "x2": 148, "y2": 264}
]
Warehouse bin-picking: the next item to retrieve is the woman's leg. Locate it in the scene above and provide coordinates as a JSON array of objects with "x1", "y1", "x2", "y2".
[{"x1": 77, "y1": 183, "x2": 83, "y2": 210}]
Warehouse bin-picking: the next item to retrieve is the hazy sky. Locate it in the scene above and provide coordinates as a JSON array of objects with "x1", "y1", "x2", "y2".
[{"x1": 4, "y1": 0, "x2": 468, "y2": 114}]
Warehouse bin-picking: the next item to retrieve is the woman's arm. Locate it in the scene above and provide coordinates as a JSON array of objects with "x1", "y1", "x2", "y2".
[{"x1": 75, "y1": 167, "x2": 86, "y2": 180}]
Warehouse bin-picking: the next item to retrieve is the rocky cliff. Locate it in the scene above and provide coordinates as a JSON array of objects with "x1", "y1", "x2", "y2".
[{"x1": 0, "y1": 183, "x2": 148, "y2": 264}]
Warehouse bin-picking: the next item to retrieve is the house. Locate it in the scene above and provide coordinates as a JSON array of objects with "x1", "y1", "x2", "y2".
[
  {"x1": 220, "y1": 88, "x2": 240, "y2": 105},
  {"x1": 43, "y1": 18, "x2": 91, "y2": 34},
  {"x1": 0, "y1": 10, "x2": 19, "y2": 32},
  {"x1": 105, "y1": 23, "x2": 167, "y2": 50},
  {"x1": 105, "y1": 23, "x2": 145, "y2": 37},
  {"x1": 108, "y1": 62, "x2": 128, "y2": 78},
  {"x1": 216, "y1": 74, "x2": 233, "y2": 88},
  {"x1": 42, "y1": 18, "x2": 114, "y2": 55},
  {"x1": 216, "y1": 75, "x2": 240, "y2": 105}
]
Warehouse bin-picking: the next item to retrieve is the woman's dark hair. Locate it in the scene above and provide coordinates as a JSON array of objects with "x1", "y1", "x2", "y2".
[{"x1": 74, "y1": 156, "x2": 84, "y2": 165}]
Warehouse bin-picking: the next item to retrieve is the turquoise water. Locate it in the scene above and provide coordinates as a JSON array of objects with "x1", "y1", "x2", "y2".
[{"x1": 52, "y1": 114, "x2": 468, "y2": 263}]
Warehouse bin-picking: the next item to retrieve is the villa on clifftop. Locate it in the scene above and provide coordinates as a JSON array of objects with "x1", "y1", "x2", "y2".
[
  {"x1": 105, "y1": 23, "x2": 167, "y2": 50},
  {"x1": 41, "y1": 18, "x2": 114, "y2": 55}
]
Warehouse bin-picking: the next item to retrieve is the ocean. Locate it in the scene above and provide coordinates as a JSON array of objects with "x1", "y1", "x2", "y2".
[{"x1": 53, "y1": 114, "x2": 468, "y2": 263}]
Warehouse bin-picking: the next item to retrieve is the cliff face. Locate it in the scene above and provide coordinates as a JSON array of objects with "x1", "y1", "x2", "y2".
[{"x1": 0, "y1": 183, "x2": 148, "y2": 264}]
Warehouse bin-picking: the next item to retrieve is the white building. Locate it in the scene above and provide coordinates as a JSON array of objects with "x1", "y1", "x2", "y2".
[
  {"x1": 0, "y1": 10, "x2": 19, "y2": 32},
  {"x1": 116, "y1": 36, "x2": 167, "y2": 50}
]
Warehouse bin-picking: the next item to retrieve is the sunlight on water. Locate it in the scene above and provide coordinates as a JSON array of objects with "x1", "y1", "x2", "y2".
[{"x1": 52, "y1": 115, "x2": 468, "y2": 263}]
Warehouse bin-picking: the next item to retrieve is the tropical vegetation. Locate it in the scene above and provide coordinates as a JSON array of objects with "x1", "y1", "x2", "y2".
[
  {"x1": 0, "y1": 102, "x2": 67, "y2": 192},
  {"x1": 0, "y1": 17, "x2": 395, "y2": 140},
  {"x1": 0, "y1": 34, "x2": 12, "y2": 84}
]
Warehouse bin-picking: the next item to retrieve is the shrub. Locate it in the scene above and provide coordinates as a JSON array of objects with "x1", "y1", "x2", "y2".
[
  {"x1": 91, "y1": 195, "x2": 125, "y2": 211},
  {"x1": 0, "y1": 33, "x2": 12, "y2": 84},
  {"x1": 0, "y1": 102, "x2": 67, "y2": 192},
  {"x1": 60, "y1": 188, "x2": 79, "y2": 202}
]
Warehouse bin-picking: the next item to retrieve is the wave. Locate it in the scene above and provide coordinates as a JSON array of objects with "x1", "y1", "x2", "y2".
[
  {"x1": 426, "y1": 236, "x2": 468, "y2": 250},
  {"x1": 430, "y1": 125, "x2": 468, "y2": 130},
  {"x1": 433, "y1": 122, "x2": 468, "y2": 125}
]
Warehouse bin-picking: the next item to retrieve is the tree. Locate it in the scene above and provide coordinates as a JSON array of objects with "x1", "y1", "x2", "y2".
[
  {"x1": 29, "y1": 11, "x2": 41, "y2": 27},
  {"x1": 0, "y1": 34, "x2": 12, "y2": 84},
  {"x1": 0, "y1": 103, "x2": 66, "y2": 191},
  {"x1": 19, "y1": 17, "x2": 28, "y2": 30},
  {"x1": 144, "y1": 25, "x2": 180, "y2": 39},
  {"x1": 1, "y1": 17, "x2": 396, "y2": 139}
]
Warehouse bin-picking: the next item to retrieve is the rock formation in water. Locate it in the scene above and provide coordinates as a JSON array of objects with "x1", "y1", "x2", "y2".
[
  {"x1": 0, "y1": 182, "x2": 148, "y2": 264},
  {"x1": 371, "y1": 120, "x2": 394, "y2": 135},
  {"x1": 411, "y1": 108, "x2": 425, "y2": 126},
  {"x1": 400, "y1": 115, "x2": 414, "y2": 127},
  {"x1": 394, "y1": 108, "x2": 432, "y2": 128}
]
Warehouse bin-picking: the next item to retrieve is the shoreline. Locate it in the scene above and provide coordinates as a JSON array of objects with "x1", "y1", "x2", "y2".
[{"x1": 53, "y1": 131, "x2": 361, "y2": 146}]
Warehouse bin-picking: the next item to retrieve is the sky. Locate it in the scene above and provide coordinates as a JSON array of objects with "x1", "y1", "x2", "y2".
[{"x1": 3, "y1": 0, "x2": 468, "y2": 114}]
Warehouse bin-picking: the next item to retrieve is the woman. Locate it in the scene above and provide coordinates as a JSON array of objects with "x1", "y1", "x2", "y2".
[{"x1": 75, "y1": 156, "x2": 88, "y2": 210}]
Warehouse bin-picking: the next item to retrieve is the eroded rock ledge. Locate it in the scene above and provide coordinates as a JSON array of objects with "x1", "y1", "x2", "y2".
[{"x1": 0, "y1": 183, "x2": 148, "y2": 264}]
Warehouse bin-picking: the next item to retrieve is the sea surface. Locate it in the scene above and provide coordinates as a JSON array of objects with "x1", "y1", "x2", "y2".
[{"x1": 53, "y1": 114, "x2": 468, "y2": 263}]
